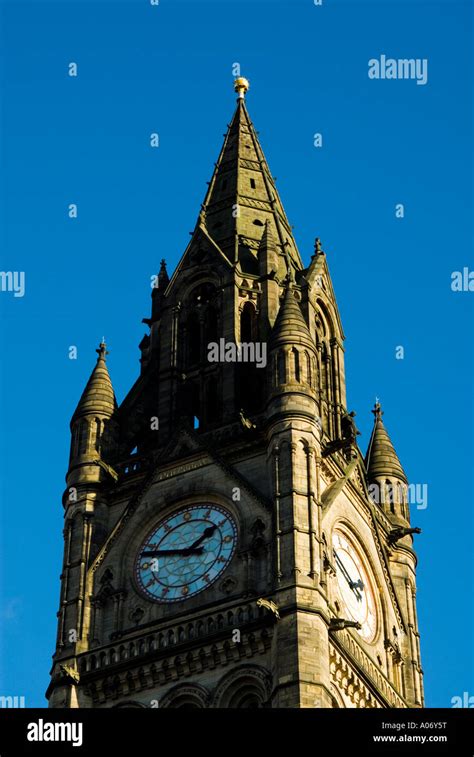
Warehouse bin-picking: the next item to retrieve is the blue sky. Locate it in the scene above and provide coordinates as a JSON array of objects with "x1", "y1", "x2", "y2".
[{"x1": 0, "y1": 0, "x2": 472, "y2": 707}]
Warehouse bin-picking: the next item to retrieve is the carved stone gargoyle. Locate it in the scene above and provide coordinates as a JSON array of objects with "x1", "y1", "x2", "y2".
[
  {"x1": 388, "y1": 527, "x2": 421, "y2": 546},
  {"x1": 239, "y1": 409, "x2": 256, "y2": 431},
  {"x1": 322, "y1": 410, "x2": 360, "y2": 458},
  {"x1": 329, "y1": 618, "x2": 361, "y2": 632},
  {"x1": 256, "y1": 598, "x2": 280, "y2": 620},
  {"x1": 59, "y1": 664, "x2": 80, "y2": 684},
  {"x1": 91, "y1": 458, "x2": 119, "y2": 482}
]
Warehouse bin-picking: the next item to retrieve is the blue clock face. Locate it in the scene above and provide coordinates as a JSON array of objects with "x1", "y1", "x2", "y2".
[{"x1": 135, "y1": 504, "x2": 237, "y2": 603}]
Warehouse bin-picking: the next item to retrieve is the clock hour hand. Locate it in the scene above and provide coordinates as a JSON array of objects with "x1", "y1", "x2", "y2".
[
  {"x1": 186, "y1": 524, "x2": 218, "y2": 552},
  {"x1": 141, "y1": 548, "x2": 204, "y2": 557}
]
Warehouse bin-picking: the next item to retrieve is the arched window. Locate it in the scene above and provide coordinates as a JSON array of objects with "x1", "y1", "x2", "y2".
[
  {"x1": 187, "y1": 312, "x2": 201, "y2": 366},
  {"x1": 240, "y1": 301, "x2": 257, "y2": 343},
  {"x1": 277, "y1": 350, "x2": 286, "y2": 385},
  {"x1": 78, "y1": 420, "x2": 89, "y2": 455},
  {"x1": 397, "y1": 483, "x2": 405, "y2": 514},
  {"x1": 386, "y1": 479, "x2": 395, "y2": 513},
  {"x1": 213, "y1": 668, "x2": 270, "y2": 708},
  {"x1": 160, "y1": 684, "x2": 209, "y2": 709},
  {"x1": 94, "y1": 418, "x2": 102, "y2": 453},
  {"x1": 291, "y1": 348, "x2": 300, "y2": 382},
  {"x1": 305, "y1": 351, "x2": 312, "y2": 387}
]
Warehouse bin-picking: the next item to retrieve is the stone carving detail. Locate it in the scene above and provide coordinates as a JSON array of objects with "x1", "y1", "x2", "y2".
[
  {"x1": 250, "y1": 518, "x2": 266, "y2": 555},
  {"x1": 330, "y1": 633, "x2": 406, "y2": 708},
  {"x1": 129, "y1": 607, "x2": 145, "y2": 625},
  {"x1": 388, "y1": 526, "x2": 421, "y2": 546},
  {"x1": 330, "y1": 648, "x2": 379, "y2": 708},
  {"x1": 329, "y1": 618, "x2": 361, "y2": 632},
  {"x1": 220, "y1": 576, "x2": 237, "y2": 594},
  {"x1": 80, "y1": 622, "x2": 273, "y2": 706}
]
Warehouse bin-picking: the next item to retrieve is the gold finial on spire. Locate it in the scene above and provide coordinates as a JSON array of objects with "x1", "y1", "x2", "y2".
[{"x1": 234, "y1": 77, "x2": 250, "y2": 99}]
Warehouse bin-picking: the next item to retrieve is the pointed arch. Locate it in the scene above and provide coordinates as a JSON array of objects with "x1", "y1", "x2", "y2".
[
  {"x1": 160, "y1": 683, "x2": 210, "y2": 709},
  {"x1": 291, "y1": 347, "x2": 300, "y2": 382},
  {"x1": 212, "y1": 665, "x2": 272, "y2": 708},
  {"x1": 240, "y1": 301, "x2": 257, "y2": 343}
]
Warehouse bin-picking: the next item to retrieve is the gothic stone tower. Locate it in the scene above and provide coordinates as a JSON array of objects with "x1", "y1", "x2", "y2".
[{"x1": 47, "y1": 78, "x2": 424, "y2": 709}]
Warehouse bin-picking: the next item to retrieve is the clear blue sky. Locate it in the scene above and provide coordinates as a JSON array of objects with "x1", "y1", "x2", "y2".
[{"x1": 0, "y1": 0, "x2": 472, "y2": 707}]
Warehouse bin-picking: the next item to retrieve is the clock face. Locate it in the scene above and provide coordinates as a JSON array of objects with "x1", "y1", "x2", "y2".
[
  {"x1": 332, "y1": 529, "x2": 377, "y2": 642},
  {"x1": 135, "y1": 504, "x2": 237, "y2": 603}
]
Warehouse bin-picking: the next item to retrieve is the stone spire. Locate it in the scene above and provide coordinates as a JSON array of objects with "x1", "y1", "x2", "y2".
[
  {"x1": 72, "y1": 341, "x2": 117, "y2": 424},
  {"x1": 365, "y1": 402, "x2": 407, "y2": 483},
  {"x1": 270, "y1": 279, "x2": 314, "y2": 351},
  {"x1": 196, "y1": 78, "x2": 303, "y2": 272},
  {"x1": 150, "y1": 259, "x2": 169, "y2": 322},
  {"x1": 266, "y1": 279, "x2": 318, "y2": 423}
]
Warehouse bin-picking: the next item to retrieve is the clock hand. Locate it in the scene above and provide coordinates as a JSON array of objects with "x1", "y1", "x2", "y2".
[
  {"x1": 142, "y1": 526, "x2": 217, "y2": 560},
  {"x1": 334, "y1": 551, "x2": 364, "y2": 600},
  {"x1": 333, "y1": 550, "x2": 354, "y2": 585},
  {"x1": 186, "y1": 525, "x2": 218, "y2": 552},
  {"x1": 141, "y1": 548, "x2": 204, "y2": 557}
]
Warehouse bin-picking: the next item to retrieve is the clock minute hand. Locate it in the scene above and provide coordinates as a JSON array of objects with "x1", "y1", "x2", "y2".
[
  {"x1": 334, "y1": 551, "x2": 364, "y2": 599},
  {"x1": 186, "y1": 525, "x2": 218, "y2": 552},
  {"x1": 334, "y1": 550, "x2": 354, "y2": 585}
]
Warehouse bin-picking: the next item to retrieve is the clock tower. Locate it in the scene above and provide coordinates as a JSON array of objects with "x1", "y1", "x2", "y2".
[{"x1": 47, "y1": 78, "x2": 424, "y2": 709}]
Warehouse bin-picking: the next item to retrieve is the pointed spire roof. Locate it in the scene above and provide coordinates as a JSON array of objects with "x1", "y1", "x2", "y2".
[
  {"x1": 259, "y1": 218, "x2": 277, "y2": 250},
  {"x1": 365, "y1": 402, "x2": 407, "y2": 483},
  {"x1": 270, "y1": 279, "x2": 315, "y2": 350},
  {"x1": 196, "y1": 79, "x2": 303, "y2": 272},
  {"x1": 157, "y1": 258, "x2": 169, "y2": 289},
  {"x1": 149, "y1": 258, "x2": 169, "y2": 322},
  {"x1": 72, "y1": 341, "x2": 117, "y2": 423}
]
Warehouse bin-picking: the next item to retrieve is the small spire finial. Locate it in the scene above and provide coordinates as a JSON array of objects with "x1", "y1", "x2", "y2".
[
  {"x1": 372, "y1": 400, "x2": 383, "y2": 419},
  {"x1": 234, "y1": 77, "x2": 250, "y2": 99},
  {"x1": 311, "y1": 237, "x2": 324, "y2": 261},
  {"x1": 96, "y1": 340, "x2": 109, "y2": 360},
  {"x1": 157, "y1": 259, "x2": 169, "y2": 288}
]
